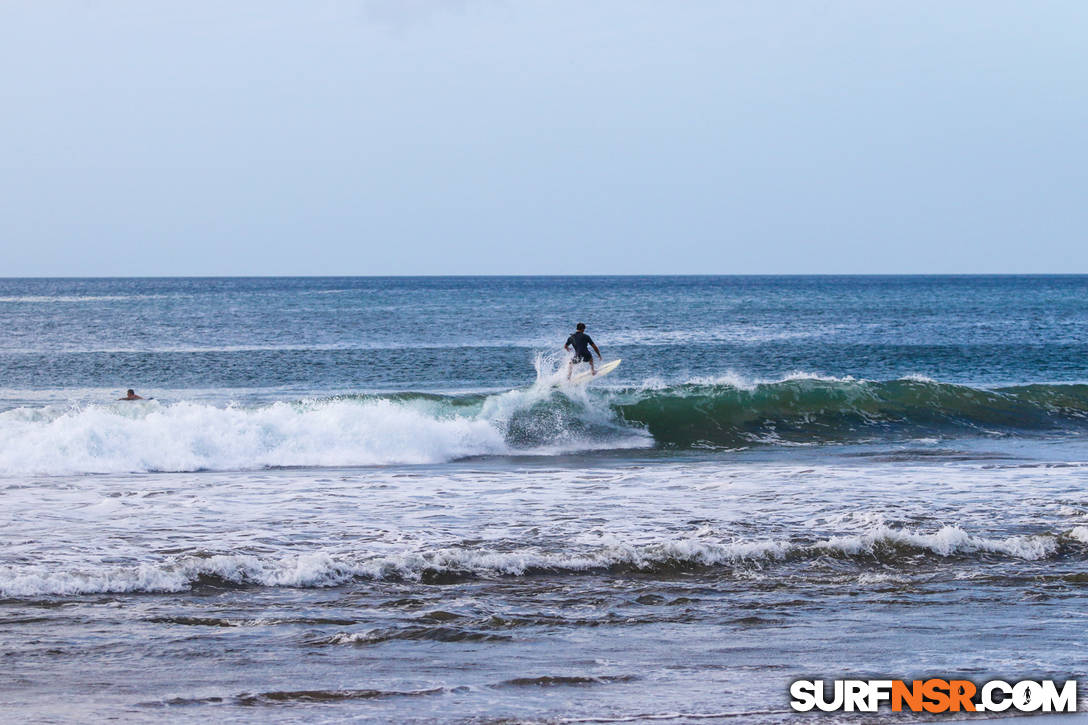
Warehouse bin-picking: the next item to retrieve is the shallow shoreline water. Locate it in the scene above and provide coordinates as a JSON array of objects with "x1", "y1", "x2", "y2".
[{"x1": 4, "y1": 449, "x2": 1088, "y2": 722}]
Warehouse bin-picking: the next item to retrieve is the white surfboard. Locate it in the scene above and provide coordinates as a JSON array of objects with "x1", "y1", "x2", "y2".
[{"x1": 567, "y1": 358, "x2": 621, "y2": 385}]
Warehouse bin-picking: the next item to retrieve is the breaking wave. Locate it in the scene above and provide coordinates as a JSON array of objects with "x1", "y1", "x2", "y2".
[
  {"x1": 1, "y1": 526, "x2": 1079, "y2": 597},
  {"x1": 3, "y1": 375, "x2": 1088, "y2": 474}
]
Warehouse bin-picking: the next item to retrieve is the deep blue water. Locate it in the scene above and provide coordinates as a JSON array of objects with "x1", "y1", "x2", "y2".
[{"x1": 3, "y1": 275, "x2": 1088, "y2": 393}]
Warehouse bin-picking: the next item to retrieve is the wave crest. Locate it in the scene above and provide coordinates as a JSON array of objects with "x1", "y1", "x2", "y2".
[
  {"x1": 1, "y1": 526, "x2": 1075, "y2": 597},
  {"x1": 3, "y1": 376, "x2": 1088, "y2": 474}
]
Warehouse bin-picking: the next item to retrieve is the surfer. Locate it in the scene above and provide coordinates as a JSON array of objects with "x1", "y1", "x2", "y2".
[
  {"x1": 119, "y1": 389, "x2": 144, "y2": 400},
  {"x1": 565, "y1": 322, "x2": 602, "y2": 379}
]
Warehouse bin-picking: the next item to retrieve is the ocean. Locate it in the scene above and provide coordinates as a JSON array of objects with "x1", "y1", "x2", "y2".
[{"x1": 2, "y1": 275, "x2": 1087, "y2": 722}]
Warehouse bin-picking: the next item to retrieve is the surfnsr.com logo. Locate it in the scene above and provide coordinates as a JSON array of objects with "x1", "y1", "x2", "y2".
[{"x1": 790, "y1": 679, "x2": 1078, "y2": 713}]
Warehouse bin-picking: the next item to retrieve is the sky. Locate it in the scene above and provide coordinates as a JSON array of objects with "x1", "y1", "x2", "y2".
[{"x1": 1, "y1": 0, "x2": 1087, "y2": 276}]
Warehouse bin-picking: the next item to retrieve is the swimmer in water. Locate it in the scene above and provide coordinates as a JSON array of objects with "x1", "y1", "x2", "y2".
[{"x1": 119, "y1": 389, "x2": 144, "y2": 400}]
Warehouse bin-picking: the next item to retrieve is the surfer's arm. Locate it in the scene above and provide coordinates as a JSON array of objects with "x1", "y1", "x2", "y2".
[{"x1": 591, "y1": 342, "x2": 601, "y2": 358}]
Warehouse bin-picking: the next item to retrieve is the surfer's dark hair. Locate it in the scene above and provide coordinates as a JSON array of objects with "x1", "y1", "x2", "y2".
[{"x1": 576, "y1": 322, "x2": 586, "y2": 330}]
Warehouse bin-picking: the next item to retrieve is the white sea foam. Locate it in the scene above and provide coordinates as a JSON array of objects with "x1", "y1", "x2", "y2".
[
  {"x1": 677, "y1": 371, "x2": 863, "y2": 390},
  {"x1": 0, "y1": 384, "x2": 651, "y2": 474},
  {"x1": 0, "y1": 399, "x2": 510, "y2": 474},
  {"x1": 1069, "y1": 526, "x2": 1088, "y2": 543},
  {"x1": 0, "y1": 552, "x2": 359, "y2": 597},
  {"x1": 0, "y1": 538, "x2": 785, "y2": 597},
  {"x1": 901, "y1": 373, "x2": 938, "y2": 383},
  {"x1": 778, "y1": 371, "x2": 860, "y2": 384},
  {"x1": 680, "y1": 371, "x2": 758, "y2": 390},
  {"x1": 0, "y1": 523, "x2": 1059, "y2": 597},
  {"x1": 818, "y1": 525, "x2": 1058, "y2": 560}
]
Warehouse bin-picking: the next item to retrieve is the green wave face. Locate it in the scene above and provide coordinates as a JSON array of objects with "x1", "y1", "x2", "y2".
[
  {"x1": 317, "y1": 378, "x2": 1088, "y2": 452},
  {"x1": 7, "y1": 378, "x2": 1088, "y2": 475},
  {"x1": 611, "y1": 379, "x2": 1088, "y2": 448}
]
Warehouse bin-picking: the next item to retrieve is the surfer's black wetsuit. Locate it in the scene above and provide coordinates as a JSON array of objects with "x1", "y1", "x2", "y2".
[{"x1": 566, "y1": 331, "x2": 595, "y2": 363}]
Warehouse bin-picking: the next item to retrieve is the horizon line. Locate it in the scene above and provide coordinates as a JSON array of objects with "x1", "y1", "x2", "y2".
[{"x1": 4, "y1": 272, "x2": 1088, "y2": 280}]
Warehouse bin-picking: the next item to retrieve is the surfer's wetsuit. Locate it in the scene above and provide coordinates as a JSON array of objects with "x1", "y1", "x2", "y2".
[{"x1": 566, "y1": 331, "x2": 595, "y2": 364}]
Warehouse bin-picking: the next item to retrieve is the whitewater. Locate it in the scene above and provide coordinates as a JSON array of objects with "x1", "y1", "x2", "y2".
[
  {"x1": 5, "y1": 373, "x2": 1088, "y2": 474},
  {"x1": 3, "y1": 276, "x2": 1088, "y2": 722}
]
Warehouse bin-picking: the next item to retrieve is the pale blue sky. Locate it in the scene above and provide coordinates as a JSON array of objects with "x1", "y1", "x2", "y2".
[{"x1": 2, "y1": 1, "x2": 1086, "y2": 275}]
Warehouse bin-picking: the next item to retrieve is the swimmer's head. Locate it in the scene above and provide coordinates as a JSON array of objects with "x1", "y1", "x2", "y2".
[{"x1": 576, "y1": 322, "x2": 586, "y2": 331}]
